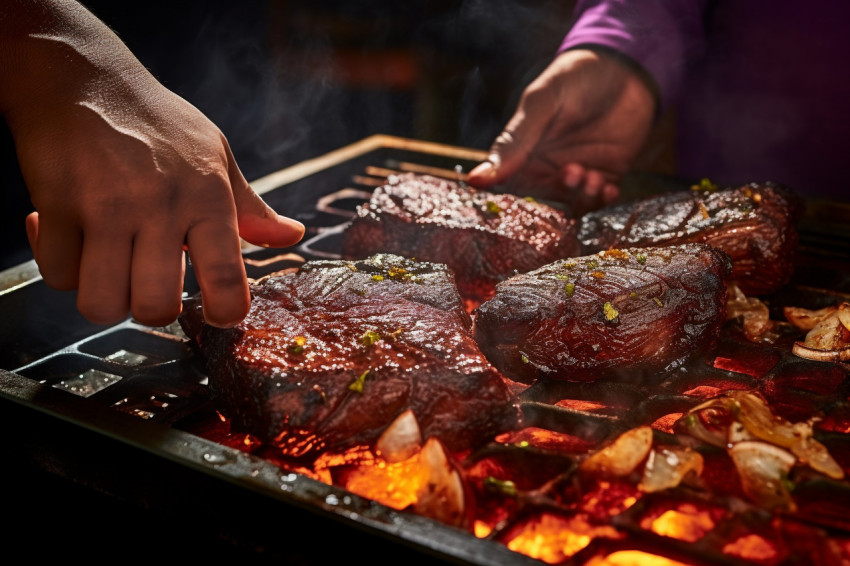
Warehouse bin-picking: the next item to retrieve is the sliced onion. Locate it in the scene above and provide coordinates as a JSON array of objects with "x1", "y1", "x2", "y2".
[
  {"x1": 786, "y1": 302, "x2": 850, "y2": 362},
  {"x1": 377, "y1": 409, "x2": 423, "y2": 463},
  {"x1": 675, "y1": 397, "x2": 737, "y2": 448},
  {"x1": 784, "y1": 304, "x2": 841, "y2": 330},
  {"x1": 639, "y1": 446, "x2": 704, "y2": 493},
  {"x1": 792, "y1": 341, "x2": 850, "y2": 362},
  {"x1": 726, "y1": 283, "x2": 779, "y2": 342},
  {"x1": 788, "y1": 425, "x2": 845, "y2": 480},
  {"x1": 413, "y1": 437, "x2": 466, "y2": 526},
  {"x1": 725, "y1": 391, "x2": 844, "y2": 479},
  {"x1": 729, "y1": 441, "x2": 796, "y2": 512},
  {"x1": 580, "y1": 426, "x2": 653, "y2": 477}
]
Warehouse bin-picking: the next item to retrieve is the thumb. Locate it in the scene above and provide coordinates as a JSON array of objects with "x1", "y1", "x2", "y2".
[
  {"x1": 235, "y1": 184, "x2": 305, "y2": 249},
  {"x1": 225, "y1": 148, "x2": 304, "y2": 249}
]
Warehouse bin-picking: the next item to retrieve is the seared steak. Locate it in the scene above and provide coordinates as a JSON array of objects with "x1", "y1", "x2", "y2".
[
  {"x1": 180, "y1": 254, "x2": 522, "y2": 459},
  {"x1": 341, "y1": 173, "x2": 580, "y2": 307},
  {"x1": 474, "y1": 244, "x2": 732, "y2": 383},
  {"x1": 578, "y1": 182, "x2": 804, "y2": 295}
]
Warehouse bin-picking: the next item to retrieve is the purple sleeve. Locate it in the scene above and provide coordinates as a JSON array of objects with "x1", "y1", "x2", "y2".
[{"x1": 559, "y1": 0, "x2": 709, "y2": 110}]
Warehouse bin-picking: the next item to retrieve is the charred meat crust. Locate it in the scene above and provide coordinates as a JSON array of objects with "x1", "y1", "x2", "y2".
[
  {"x1": 578, "y1": 182, "x2": 804, "y2": 295},
  {"x1": 473, "y1": 243, "x2": 733, "y2": 383},
  {"x1": 180, "y1": 254, "x2": 521, "y2": 459},
  {"x1": 342, "y1": 173, "x2": 581, "y2": 305}
]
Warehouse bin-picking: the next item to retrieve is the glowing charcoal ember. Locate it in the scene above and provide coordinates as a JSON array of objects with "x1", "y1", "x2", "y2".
[
  {"x1": 638, "y1": 501, "x2": 724, "y2": 543},
  {"x1": 502, "y1": 512, "x2": 619, "y2": 564},
  {"x1": 722, "y1": 534, "x2": 780, "y2": 563},
  {"x1": 711, "y1": 338, "x2": 781, "y2": 378}
]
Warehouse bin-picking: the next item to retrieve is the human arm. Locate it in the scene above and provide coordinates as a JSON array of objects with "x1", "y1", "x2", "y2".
[
  {"x1": 467, "y1": 0, "x2": 707, "y2": 215},
  {"x1": 0, "y1": 0, "x2": 304, "y2": 327}
]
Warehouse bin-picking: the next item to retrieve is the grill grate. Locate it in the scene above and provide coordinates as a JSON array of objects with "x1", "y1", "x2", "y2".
[{"x1": 2, "y1": 135, "x2": 850, "y2": 565}]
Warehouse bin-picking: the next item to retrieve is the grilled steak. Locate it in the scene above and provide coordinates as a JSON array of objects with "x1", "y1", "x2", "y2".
[
  {"x1": 179, "y1": 253, "x2": 522, "y2": 459},
  {"x1": 341, "y1": 173, "x2": 580, "y2": 307},
  {"x1": 474, "y1": 244, "x2": 732, "y2": 383},
  {"x1": 578, "y1": 182, "x2": 804, "y2": 295}
]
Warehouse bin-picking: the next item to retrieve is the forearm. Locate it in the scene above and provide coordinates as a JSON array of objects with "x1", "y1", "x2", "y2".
[
  {"x1": 0, "y1": 0, "x2": 151, "y2": 128},
  {"x1": 560, "y1": 0, "x2": 709, "y2": 110}
]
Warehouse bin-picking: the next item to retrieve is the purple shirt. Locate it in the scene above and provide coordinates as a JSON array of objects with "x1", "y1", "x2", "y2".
[{"x1": 560, "y1": 0, "x2": 850, "y2": 199}]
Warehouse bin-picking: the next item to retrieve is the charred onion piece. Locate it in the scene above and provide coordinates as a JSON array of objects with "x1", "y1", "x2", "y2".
[
  {"x1": 678, "y1": 391, "x2": 844, "y2": 484},
  {"x1": 638, "y1": 445, "x2": 704, "y2": 493},
  {"x1": 377, "y1": 409, "x2": 423, "y2": 463},
  {"x1": 413, "y1": 437, "x2": 466, "y2": 526},
  {"x1": 580, "y1": 426, "x2": 653, "y2": 477},
  {"x1": 731, "y1": 390, "x2": 844, "y2": 479},
  {"x1": 729, "y1": 441, "x2": 797, "y2": 512},
  {"x1": 786, "y1": 302, "x2": 850, "y2": 362},
  {"x1": 725, "y1": 282, "x2": 782, "y2": 343}
]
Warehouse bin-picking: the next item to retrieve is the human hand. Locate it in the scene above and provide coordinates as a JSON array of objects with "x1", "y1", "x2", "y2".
[
  {"x1": 2, "y1": 2, "x2": 304, "y2": 328},
  {"x1": 467, "y1": 48, "x2": 656, "y2": 216}
]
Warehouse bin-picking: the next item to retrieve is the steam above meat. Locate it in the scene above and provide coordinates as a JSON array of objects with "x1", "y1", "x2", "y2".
[
  {"x1": 342, "y1": 173, "x2": 580, "y2": 307},
  {"x1": 474, "y1": 243, "x2": 732, "y2": 383},
  {"x1": 578, "y1": 182, "x2": 804, "y2": 295},
  {"x1": 179, "y1": 254, "x2": 522, "y2": 458}
]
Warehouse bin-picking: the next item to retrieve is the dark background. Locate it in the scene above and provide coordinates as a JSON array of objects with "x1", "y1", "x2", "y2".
[{"x1": 1, "y1": 0, "x2": 583, "y2": 271}]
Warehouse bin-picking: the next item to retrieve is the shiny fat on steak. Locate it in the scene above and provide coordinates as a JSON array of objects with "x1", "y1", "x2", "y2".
[
  {"x1": 473, "y1": 243, "x2": 733, "y2": 383},
  {"x1": 179, "y1": 253, "x2": 522, "y2": 459}
]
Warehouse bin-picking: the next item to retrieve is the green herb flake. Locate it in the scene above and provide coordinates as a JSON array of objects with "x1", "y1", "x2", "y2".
[
  {"x1": 691, "y1": 177, "x2": 718, "y2": 192},
  {"x1": 565, "y1": 282, "x2": 576, "y2": 297},
  {"x1": 603, "y1": 301, "x2": 619, "y2": 322},
  {"x1": 349, "y1": 370, "x2": 369, "y2": 393},
  {"x1": 653, "y1": 297, "x2": 663, "y2": 307},
  {"x1": 629, "y1": 291, "x2": 637, "y2": 298},
  {"x1": 371, "y1": 274, "x2": 384, "y2": 281},
  {"x1": 387, "y1": 266, "x2": 410, "y2": 280},
  {"x1": 555, "y1": 274, "x2": 568, "y2": 280},
  {"x1": 521, "y1": 353, "x2": 529, "y2": 364},
  {"x1": 636, "y1": 254, "x2": 647, "y2": 265},
  {"x1": 485, "y1": 200, "x2": 502, "y2": 214},
  {"x1": 359, "y1": 330, "x2": 381, "y2": 346},
  {"x1": 484, "y1": 476, "x2": 518, "y2": 497},
  {"x1": 287, "y1": 336, "x2": 307, "y2": 355}
]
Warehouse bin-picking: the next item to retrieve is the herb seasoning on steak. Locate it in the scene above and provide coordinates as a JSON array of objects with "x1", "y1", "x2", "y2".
[
  {"x1": 342, "y1": 173, "x2": 580, "y2": 308},
  {"x1": 474, "y1": 243, "x2": 732, "y2": 383},
  {"x1": 578, "y1": 182, "x2": 804, "y2": 295},
  {"x1": 179, "y1": 253, "x2": 522, "y2": 459}
]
